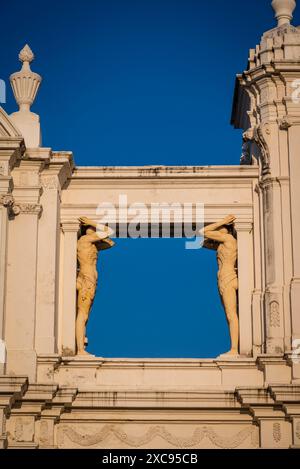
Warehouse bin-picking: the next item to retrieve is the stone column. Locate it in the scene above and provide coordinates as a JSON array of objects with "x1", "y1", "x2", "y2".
[
  {"x1": 235, "y1": 222, "x2": 255, "y2": 356},
  {"x1": 58, "y1": 221, "x2": 79, "y2": 356}
]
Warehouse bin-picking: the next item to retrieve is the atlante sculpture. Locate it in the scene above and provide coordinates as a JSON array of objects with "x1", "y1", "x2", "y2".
[
  {"x1": 76, "y1": 217, "x2": 115, "y2": 356},
  {"x1": 201, "y1": 215, "x2": 239, "y2": 356}
]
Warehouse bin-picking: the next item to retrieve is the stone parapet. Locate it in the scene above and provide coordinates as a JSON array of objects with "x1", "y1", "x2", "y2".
[{"x1": 37, "y1": 355, "x2": 293, "y2": 391}]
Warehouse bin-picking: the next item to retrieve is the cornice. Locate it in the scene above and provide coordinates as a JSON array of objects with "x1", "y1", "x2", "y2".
[{"x1": 68, "y1": 166, "x2": 259, "y2": 184}]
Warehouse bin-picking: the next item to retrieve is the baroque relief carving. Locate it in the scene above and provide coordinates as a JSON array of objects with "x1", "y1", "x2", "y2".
[
  {"x1": 241, "y1": 124, "x2": 270, "y2": 172},
  {"x1": 40, "y1": 420, "x2": 50, "y2": 446},
  {"x1": 0, "y1": 194, "x2": 20, "y2": 216},
  {"x1": 254, "y1": 124, "x2": 271, "y2": 174},
  {"x1": 269, "y1": 301, "x2": 280, "y2": 328},
  {"x1": 240, "y1": 140, "x2": 252, "y2": 165},
  {"x1": 1, "y1": 194, "x2": 15, "y2": 208},
  {"x1": 279, "y1": 116, "x2": 292, "y2": 131},
  {"x1": 57, "y1": 424, "x2": 259, "y2": 449},
  {"x1": 273, "y1": 423, "x2": 281, "y2": 443}
]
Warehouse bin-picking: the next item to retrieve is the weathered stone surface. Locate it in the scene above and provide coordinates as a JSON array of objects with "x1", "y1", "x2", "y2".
[{"x1": 1, "y1": 0, "x2": 300, "y2": 449}]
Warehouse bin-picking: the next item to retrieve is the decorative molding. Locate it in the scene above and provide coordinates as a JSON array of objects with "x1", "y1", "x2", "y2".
[
  {"x1": 57, "y1": 424, "x2": 259, "y2": 449},
  {"x1": 18, "y1": 203, "x2": 42, "y2": 216},
  {"x1": 71, "y1": 166, "x2": 259, "y2": 181},
  {"x1": 61, "y1": 221, "x2": 80, "y2": 233},
  {"x1": 234, "y1": 221, "x2": 253, "y2": 232}
]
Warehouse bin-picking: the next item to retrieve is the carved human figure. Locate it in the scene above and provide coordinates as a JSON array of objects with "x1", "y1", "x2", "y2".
[
  {"x1": 201, "y1": 215, "x2": 239, "y2": 356},
  {"x1": 76, "y1": 216, "x2": 115, "y2": 356}
]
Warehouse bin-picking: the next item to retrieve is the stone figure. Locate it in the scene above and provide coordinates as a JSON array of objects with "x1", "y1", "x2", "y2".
[
  {"x1": 200, "y1": 215, "x2": 239, "y2": 356},
  {"x1": 76, "y1": 216, "x2": 115, "y2": 356}
]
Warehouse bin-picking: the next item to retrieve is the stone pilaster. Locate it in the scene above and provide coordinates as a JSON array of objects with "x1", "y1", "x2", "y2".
[
  {"x1": 260, "y1": 177, "x2": 285, "y2": 354},
  {"x1": 251, "y1": 183, "x2": 264, "y2": 356},
  {"x1": 4, "y1": 150, "x2": 49, "y2": 381},
  {"x1": 0, "y1": 109, "x2": 25, "y2": 374},
  {"x1": 286, "y1": 121, "x2": 300, "y2": 345},
  {"x1": 58, "y1": 220, "x2": 80, "y2": 356},
  {"x1": 35, "y1": 152, "x2": 74, "y2": 355},
  {"x1": 235, "y1": 222, "x2": 255, "y2": 356}
]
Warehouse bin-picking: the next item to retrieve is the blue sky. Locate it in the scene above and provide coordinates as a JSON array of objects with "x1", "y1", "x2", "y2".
[{"x1": 2, "y1": 0, "x2": 298, "y2": 358}]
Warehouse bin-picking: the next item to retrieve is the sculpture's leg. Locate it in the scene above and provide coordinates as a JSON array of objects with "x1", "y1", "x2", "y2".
[
  {"x1": 222, "y1": 286, "x2": 239, "y2": 355},
  {"x1": 76, "y1": 292, "x2": 93, "y2": 355}
]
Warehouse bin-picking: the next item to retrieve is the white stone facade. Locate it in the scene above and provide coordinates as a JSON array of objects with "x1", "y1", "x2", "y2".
[{"x1": 0, "y1": 0, "x2": 300, "y2": 450}]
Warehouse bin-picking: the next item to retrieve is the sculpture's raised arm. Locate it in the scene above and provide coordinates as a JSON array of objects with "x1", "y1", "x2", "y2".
[
  {"x1": 200, "y1": 215, "x2": 236, "y2": 243},
  {"x1": 78, "y1": 216, "x2": 97, "y2": 229}
]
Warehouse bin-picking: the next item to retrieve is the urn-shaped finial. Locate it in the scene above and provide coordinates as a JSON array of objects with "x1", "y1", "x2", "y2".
[
  {"x1": 9, "y1": 45, "x2": 42, "y2": 147},
  {"x1": 10, "y1": 44, "x2": 42, "y2": 112},
  {"x1": 272, "y1": 0, "x2": 296, "y2": 26}
]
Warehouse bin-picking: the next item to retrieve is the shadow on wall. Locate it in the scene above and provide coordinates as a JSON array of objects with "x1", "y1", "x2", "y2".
[{"x1": 86, "y1": 238, "x2": 230, "y2": 358}]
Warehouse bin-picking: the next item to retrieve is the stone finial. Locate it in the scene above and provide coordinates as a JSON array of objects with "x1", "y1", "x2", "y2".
[
  {"x1": 272, "y1": 0, "x2": 296, "y2": 26},
  {"x1": 10, "y1": 44, "x2": 42, "y2": 112},
  {"x1": 9, "y1": 45, "x2": 42, "y2": 147},
  {"x1": 18, "y1": 44, "x2": 35, "y2": 64}
]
